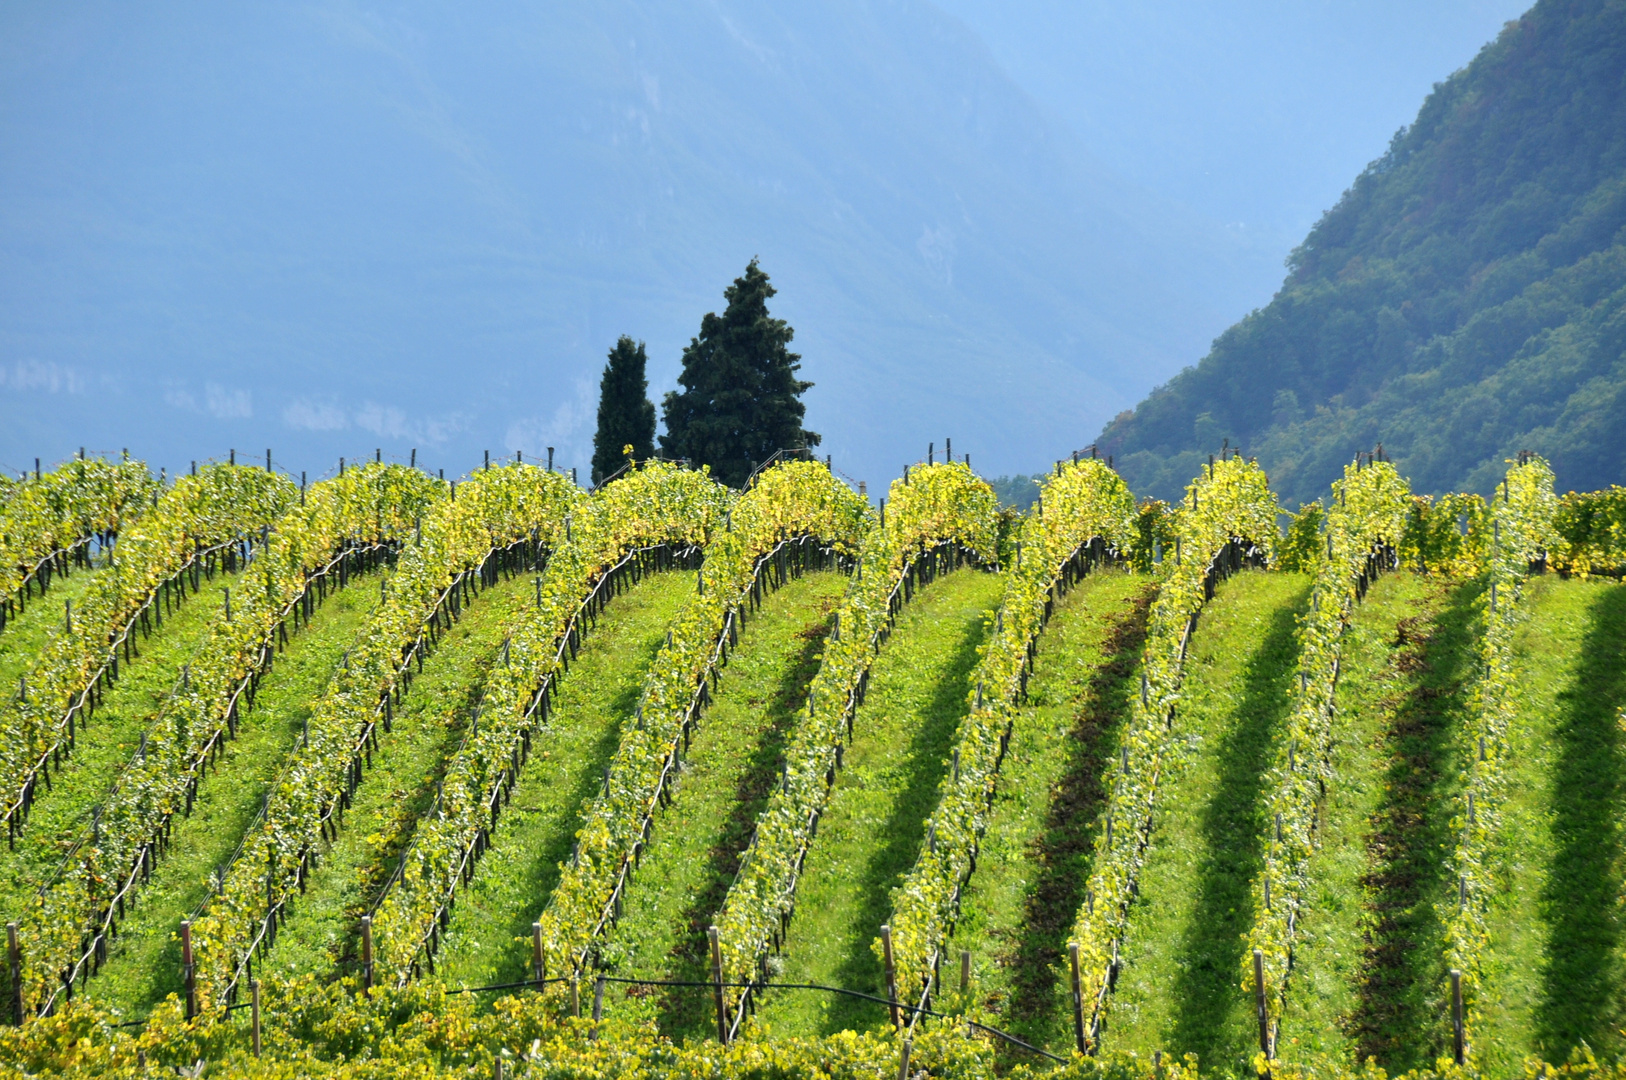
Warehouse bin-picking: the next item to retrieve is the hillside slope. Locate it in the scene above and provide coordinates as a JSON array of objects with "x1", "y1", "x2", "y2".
[{"x1": 1098, "y1": 0, "x2": 1626, "y2": 505}]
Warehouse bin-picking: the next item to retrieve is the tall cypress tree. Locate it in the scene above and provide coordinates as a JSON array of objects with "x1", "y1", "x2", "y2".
[
  {"x1": 660, "y1": 259, "x2": 820, "y2": 487},
  {"x1": 591, "y1": 336, "x2": 657, "y2": 484}
]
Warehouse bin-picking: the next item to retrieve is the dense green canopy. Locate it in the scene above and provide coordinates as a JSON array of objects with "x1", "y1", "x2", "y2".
[
  {"x1": 660, "y1": 260, "x2": 820, "y2": 488},
  {"x1": 1099, "y1": 0, "x2": 1626, "y2": 506}
]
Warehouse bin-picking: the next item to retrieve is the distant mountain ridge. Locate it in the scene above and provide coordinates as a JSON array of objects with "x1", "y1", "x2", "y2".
[
  {"x1": 1098, "y1": 0, "x2": 1626, "y2": 506},
  {"x1": 0, "y1": 0, "x2": 1263, "y2": 483}
]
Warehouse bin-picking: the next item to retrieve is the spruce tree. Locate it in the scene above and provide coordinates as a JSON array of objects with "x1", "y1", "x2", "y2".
[
  {"x1": 591, "y1": 336, "x2": 657, "y2": 484},
  {"x1": 660, "y1": 259, "x2": 820, "y2": 487}
]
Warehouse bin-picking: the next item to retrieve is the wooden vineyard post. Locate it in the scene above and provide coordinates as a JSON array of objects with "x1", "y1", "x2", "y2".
[
  {"x1": 251, "y1": 979, "x2": 262, "y2": 1057},
  {"x1": 1451, "y1": 969, "x2": 1465, "y2": 1064},
  {"x1": 1253, "y1": 949, "x2": 1270, "y2": 1067},
  {"x1": 709, "y1": 926, "x2": 729, "y2": 1045},
  {"x1": 1069, "y1": 942, "x2": 1085, "y2": 1055},
  {"x1": 570, "y1": 974, "x2": 580, "y2": 1019},
  {"x1": 959, "y1": 949, "x2": 971, "y2": 995},
  {"x1": 8, "y1": 922, "x2": 21, "y2": 1026},
  {"x1": 897, "y1": 1037, "x2": 913, "y2": 1080},
  {"x1": 360, "y1": 915, "x2": 374, "y2": 993},
  {"x1": 532, "y1": 922, "x2": 545, "y2": 987},
  {"x1": 881, "y1": 925, "x2": 901, "y2": 1030},
  {"x1": 590, "y1": 976, "x2": 605, "y2": 1039},
  {"x1": 180, "y1": 921, "x2": 196, "y2": 1021}
]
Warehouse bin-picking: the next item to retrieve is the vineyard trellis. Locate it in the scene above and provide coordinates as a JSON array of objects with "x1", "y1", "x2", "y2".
[
  {"x1": 1242, "y1": 457, "x2": 1411, "y2": 1057},
  {"x1": 712, "y1": 461, "x2": 1000, "y2": 1038},
  {"x1": 13, "y1": 462, "x2": 445, "y2": 1016},
  {"x1": 2, "y1": 465, "x2": 296, "y2": 847},
  {"x1": 0, "y1": 455, "x2": 158, "y2": 637},
  {"x1": 527, "y1": 460, "x2": 870, "y2": 984},
  {"x1": 186, "y1": 463, "x2": 583, "y2": 1010},
  {"x1": 1067, "y1": 453, "x2": 1279, "y2": 1050},
  {"x1": 368, "y1": 459, "x2": 731, "y2": 983},
  {"x1": 882, "y1": 457, "x2": 1139, "y2": 1024}
]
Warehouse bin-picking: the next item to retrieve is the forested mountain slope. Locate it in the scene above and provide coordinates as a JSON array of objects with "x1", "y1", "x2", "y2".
[{"x1": 1098, "y1": 0, "x2": 1626, "y2": 506}]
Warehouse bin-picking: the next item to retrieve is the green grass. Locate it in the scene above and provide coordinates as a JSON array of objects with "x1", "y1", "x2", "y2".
[
  {"x1": 595, "y1": 570, "x2": 848, "y2": 1039},
  {"x1": 85, "y1": 570, "x2": 382, "y2": 1015},
  {"x1": 0, "y1": 560, "x2": 104, "y2": 701},
  {"x1": 0, "y1": 566, "x2": 243, "y2": 922},
  {"x1": 1274, "y1": 570, "x2": 1437, "y2": 1064},
  {"x1": 1295, "y1": 576, "x2": 1479, "y2": 1073},
  {"x1": 752, "y1": 567, "x2": 1005, "y2": 1038},
  {"x1": 1105, "y1": 569, "x2": 1310, "y2": 1072},
  {"x1": 940, "y1": 569, "x2": 1152, "y2": 1056},
  {"x1": 260, "y1": 571, "x2": 538, "y2": 983},
  {"x1": 1474, "y1": 574, "x2": 1626, "y2": 1069},
  {"x1": 430, "y1": 571, "x2": 695, "y2": 989}
]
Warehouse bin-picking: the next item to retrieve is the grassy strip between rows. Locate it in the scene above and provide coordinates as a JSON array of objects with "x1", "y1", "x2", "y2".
[
  {"x1": 1473, "y1": 574, "x2": 1626, "y2": 1067},
  {"x1": 938, "y1": 570, "x2": 1151, "y2": 1055},
  {"x1": 431, "y1": 570, "x2": 696, "y2": 989},
  {"x1": 0, "y1": 563, "x2": 104, "y2": 705},
  {"x1": 597, "y1": 569, "x2": 848, "y2": 1038},
  {"x1": 1339, "y1": 579, "x2": 1482, "y2": 1066},
  {"x1": 1272, "y1": 570, "x2": 1434, "y2": 1063},
  {"x1": 753, "y1": 567, "x2": 1004, "y2": 1038},
  {"x1": 0, "y1": 566, "x2": 243, "y2": 920},
  {"x1": 1106, "y1": 569, "x2": 1309, "y2": 1070},
  {"x1": 83, "y1": 570, "x2": 383, "y2": 1016},
  {"x1": 259, "y1": 571, "x2": 540, "y2": 984}
]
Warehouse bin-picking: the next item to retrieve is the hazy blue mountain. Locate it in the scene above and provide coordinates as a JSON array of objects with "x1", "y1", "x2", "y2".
[
  {"x1": 0, "y1": 0, "x2": 1263, "y2": 486},
  {"x1": 934, "y1": 0, "x2": 1528, "y2": 254}
]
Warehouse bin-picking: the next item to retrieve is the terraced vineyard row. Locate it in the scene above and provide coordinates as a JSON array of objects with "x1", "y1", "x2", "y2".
[{"x1": 1, "y1": 448, "x2": 1625, "y2": 1080}]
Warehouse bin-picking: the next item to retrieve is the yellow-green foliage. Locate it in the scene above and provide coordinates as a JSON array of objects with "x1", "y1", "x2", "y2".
[
  {"x1": 713, "y1": 462, "x2": 999, "y2": 1011},
  {"x1": 190, "y1": 463, "x2": 584, "y2": 1009},
  {"x1": 1068, "y1": 455, "x2": 1278, "y2": 1048},
  {"x1": 0, "y1": 455, "x2": 158, "y2": 603},
  {"x1": 881, "y1": 459, "x2": 1137, "y2": 999},
  {"x1": 1242, "y1": 460, "x2": 1411, "y2": 1048},
  {"x1": 498, "y1": 461, "x2": 866, "y2": 977},
  {"x1": 1447, "y1": 456, "x2": 1559, "y2": 1061},
  {"x1": 9, "y1": 974, "x2": 1626, "y2": 1078},
  {"x1": 372, "y1": 460, "x2": 731, "y2": 982},
  {"x1": 1552, "y1": 486, "x2": 1626, "y2": 577},
  {"x1": 1397, "y1": 492, "x2": 1491, "y2": 578},
  {"x1": 0, "y1": 464, "x2": 295, "y2": 833},
  {"x1": 17, "y1": 464, "x2": 445, "y2": 1015},
  {"x1": 1125, "y1": 498, "x2": 1177, "y2": 573},
  {"x1": 1274, "y1": 500, "x2": 1324, "y2": 573}
]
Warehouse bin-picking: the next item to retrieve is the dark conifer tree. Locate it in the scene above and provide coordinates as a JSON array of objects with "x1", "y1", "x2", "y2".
[
  {"x1": 660, "y1": 259, "x2": 820, "y2": 487},
  {"x1": 591, "y1": 336, "x2": 657, "y2": 484}
]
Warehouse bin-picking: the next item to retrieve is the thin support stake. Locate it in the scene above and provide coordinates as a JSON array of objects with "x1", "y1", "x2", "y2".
[
  {"x1": 710, "y1": 926, "x2": 729, "y2": 1044},
  {"x1": 1451, "y1": 969, "x2": 1465, "y2": 1064},
  {"x1": 881, "y1": 924, "x2": 900, "y2": 1030},
  {"x1": 251, "y1": 978, "x2": 262, "y2": 1057}
]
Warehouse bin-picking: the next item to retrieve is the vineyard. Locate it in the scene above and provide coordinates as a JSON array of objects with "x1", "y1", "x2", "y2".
[{"x1": 2, "y1": 449, "x2": 1625, "y2": 1080}]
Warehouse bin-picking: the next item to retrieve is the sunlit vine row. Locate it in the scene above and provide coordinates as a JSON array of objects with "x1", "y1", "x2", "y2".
[
  {"x1": 369, "y1": 460, "x2": 730, "y2": 983},
  {"x1": 1241, "y1": 459, "x2": 1410, "y2": 1055},
  {"x1": 713, "y1": 461, "x2": 999, "y2": 1025},
  {"x1": 189, "y1": 463, "x2": 582, "y2": 1009},
  {"x1": 1446, "y1": 455, "x2": 1558, "y2": 1062},
  {"x1": 0, "y1": 464, "x2": 296, "y2": 842},
  {"x1": 522, "y1": 460, "x2": 868, "y2": 980},
  {"x1": 1, "y1": 455, "x2": 158, "y2": 632},
  {"x1": 1551, "y1": 485, "x2": 1626, "y2": 577},
  {"x1": 1068, "y1": 455, "x2": 1278, "y2": 1050},
  {"x1": 881, "y1": 459, "x2": 1136, "y2": 1007},
  {"x1": 15, "y1": 463, "x2": 444, "y2": 1015}
]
